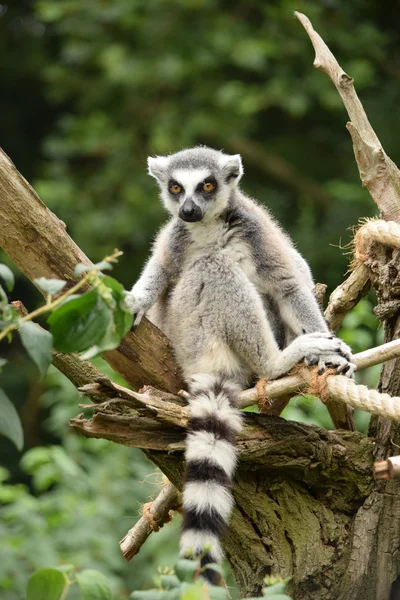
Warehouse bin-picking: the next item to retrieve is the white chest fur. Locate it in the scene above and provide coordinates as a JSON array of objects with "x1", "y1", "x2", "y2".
[{"x1": 184, "y1": 220, "x2": 258, "y2": 284}]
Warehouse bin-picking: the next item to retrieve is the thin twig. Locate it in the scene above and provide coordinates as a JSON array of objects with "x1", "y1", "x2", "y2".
[
  {"x1": 0, "y1": 248, "x2": 122, "y2": 343},
  {"x1": 0, "y1": 275, "x2": 89, "y2": 343},
  {"x1": 120, "y1": 481, "x2": 181, "y2": 561}
]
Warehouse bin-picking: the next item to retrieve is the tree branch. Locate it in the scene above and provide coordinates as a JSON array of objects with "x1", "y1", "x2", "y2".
[
  {"x1": 71, "y1": 338, "x2": 400, "y2": 562},
  {"x1": 324, "y1": 264, "x2": 370, "y2": 332},
  {"x1": 295, "y1": 11, "x2": 400, "y2": 222},
  {"x1": 71, "y1": 338, "x2": 400, "y2": 453},
  {"x1": 119, "y1": 481, "x2": 181, "y2": 561},
  {"x1": 373, "y1": 456, "x2": 400, "y2": 480},
  {"x1": 0, "y1": 148, "x2": 183, "y2": 394}
]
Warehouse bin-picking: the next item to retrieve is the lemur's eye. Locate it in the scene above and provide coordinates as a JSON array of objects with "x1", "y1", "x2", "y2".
[
  {"x1": 202, "y1": 182, "x2": 215, "y2": 193},
  {"x1": 169, "y1": 184, "x2": 182, "y2": 195}
]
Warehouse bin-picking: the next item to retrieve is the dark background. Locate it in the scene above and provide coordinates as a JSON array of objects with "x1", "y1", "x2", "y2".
[{"x1": 0, "y1": 1, "x2": 396, "y2": 597}]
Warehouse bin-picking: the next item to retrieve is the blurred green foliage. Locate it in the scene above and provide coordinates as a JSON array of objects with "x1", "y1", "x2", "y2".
[
  {"x1": 0, "y1": 384, "x2": 181, "y2": 599},
  {"x1": 0, "y1": 0, "x2": 397, "y2": 597}
]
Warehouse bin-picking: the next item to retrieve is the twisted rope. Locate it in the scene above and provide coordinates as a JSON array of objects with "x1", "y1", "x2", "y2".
[
  {"x1": 355, "y1": 219, "x2": 400, "y2": 262},
  {"x1": 303, "y1": 368, "x2": 400, "y2": 422},
  {"x1": 313, "y1": 218, "x2": 400, "y2": 420}
]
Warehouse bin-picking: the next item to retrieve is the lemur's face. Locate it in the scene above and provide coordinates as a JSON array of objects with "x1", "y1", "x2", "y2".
[{"x1": 147, "y1": 147, "x2": 243, "y2": 223}]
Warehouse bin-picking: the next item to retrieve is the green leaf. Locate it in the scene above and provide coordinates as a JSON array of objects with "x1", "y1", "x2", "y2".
[
  {"x1": 74, "y1": 261, "x2": 113, "y2": 276},
  {"x1": 174, "y1": 559, "x2": 199, "y2": 583},
  {"x1": 0, "y1": 283, "x2": 7, "y2": 304},
  {"x1": 58, "y1": 294, "x2": 81, "y2": 306},
  {"x1": 34, "y1": 277, "x2": 67, "y2": 296},
  {"x1": 0, "y1": 358, "x2": 7, "y2": 371},
  {"x1": 114, "y1": 303, "x2": 133, "y2": 338},
  {"x1": 0, "y1": 264, "x2": 15, "y2": 292},
  {"x1": 160, "y1": 575, "x2": 180, "y2": 590},
  {"x1": 27, "y1": 567, "x2": 68, "y2": 600},
  {"x1": 48, "y1": 290, "x2": 112, "y2": 353},
  {"x1": 79, "y1": 316, "x2": 121, "y2": 360},
  {"x1": 33, "y1": 462, "x2": 61, "y2": 492},
  {"x1": 131, "y1": 591, "x2": 173, "y2": 600},
  {"x1": 76, "y1": 569, "x2": 113, "y2": 600},
  {"x1": 19, "y1": 321, "x2": 53, "y2": 377},
  {"x1": 20, "y1": 446, "x2": 52, "y2": 473},
  {"x1": 180, "y1": 583, "x2": 203, "y2": 600},
  {"x1": 263, "y1": 583, "x2": 289, "y2": 597},
  {"x1": 0, "y1": 388, "x2": 24, "y2": 451},
  {"x1": 207, "y1": 587, "x2": 229, "y2": 600},
  {"x1": 54, "y1": 563, "x2": 75, "y2": 574},
  {"x1": 0, "y1": 303, "x2": 18, "y2": 329},
  {"x1": 100, "y1": 276, "x2": 124, "y2": 295},
  {"x1": 100, "y1": 276, "x2": 133, "y2": 338}
]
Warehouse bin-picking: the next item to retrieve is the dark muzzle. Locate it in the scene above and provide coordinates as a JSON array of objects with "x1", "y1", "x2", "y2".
[{"x1": 179, "y1": 198, "x2": 203, "y2": 222}]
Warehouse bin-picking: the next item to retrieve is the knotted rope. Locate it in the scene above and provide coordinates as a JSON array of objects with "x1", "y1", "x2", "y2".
[
  {"x1": 256, "y1": 377, "x2": 271, "y2": 412},
  {"x1": 355, "y1": 219, "x2": 400, "y2": 262}
]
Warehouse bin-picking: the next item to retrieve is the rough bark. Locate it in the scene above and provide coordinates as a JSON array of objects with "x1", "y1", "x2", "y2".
[
  {"x1": 71, "y1": 387, "x2": 374, "y2": 599},
  {"x1": 324, "y1": 264, "x2": 370, "y2": 333}
]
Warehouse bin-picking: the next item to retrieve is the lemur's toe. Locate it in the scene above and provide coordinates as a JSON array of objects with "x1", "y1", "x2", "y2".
[{"x1": 305, "y1": 355, "x2": 319, "y2": 367}]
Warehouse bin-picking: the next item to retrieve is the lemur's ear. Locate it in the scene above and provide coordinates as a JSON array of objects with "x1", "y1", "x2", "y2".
[
  {"x1": 220, "y1": 154, "x2": 243, "y2": 184},
  {"x1": 147, "y1": 156, "x2": 170, "y2": 181}
]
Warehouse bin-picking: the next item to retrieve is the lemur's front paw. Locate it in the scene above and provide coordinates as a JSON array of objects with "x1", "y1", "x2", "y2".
[
  {"x1": 303, "y1": 335, "x2": 356, "y2": 378},
  {"x1": 124, "y1": 293, "x2": 148, "y2": 326}
]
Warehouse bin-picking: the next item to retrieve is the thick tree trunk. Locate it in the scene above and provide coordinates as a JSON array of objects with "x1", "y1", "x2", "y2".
[
  {"x1": 1, "y1": 13, "x2": 400, "y2": 600},
  {"x1": 340, "y1": 246, "x2": 400, "y2": 600}
]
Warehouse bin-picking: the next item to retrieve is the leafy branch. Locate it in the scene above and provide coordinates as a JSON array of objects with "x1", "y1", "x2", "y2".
[
  {"x1": 0, "y1": 249, "x2": 123, "y2": 344},
  {"x1": 0, "y1": 248, "x2": 132, "y2": 451}
]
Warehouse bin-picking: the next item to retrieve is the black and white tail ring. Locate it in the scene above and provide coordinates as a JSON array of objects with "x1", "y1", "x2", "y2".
[{"x1": 180, "y1": 374, "x2": 243, "y2": 584}]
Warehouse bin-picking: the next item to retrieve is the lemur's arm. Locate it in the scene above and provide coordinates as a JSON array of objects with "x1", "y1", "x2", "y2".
[
  {"x1": 263, "y1": 257, "x2": 355, "y2": 374},
  {"x1": 248, "y1": 213, "x2": 328, "y2": 335},
  {"x1": 276, "y1": 258, "x2": 330, "y2": 337},
  {"x1": 126, "y1": 222, "x2": 174, "y2": 325},
  {"x1": 244, "y1": 210, "x2": 355, "y2": 374}
]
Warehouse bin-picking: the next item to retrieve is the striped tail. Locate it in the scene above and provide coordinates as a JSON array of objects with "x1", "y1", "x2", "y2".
[{"x1": 180, "y1": 374, "x2": 243, "y2": 584}]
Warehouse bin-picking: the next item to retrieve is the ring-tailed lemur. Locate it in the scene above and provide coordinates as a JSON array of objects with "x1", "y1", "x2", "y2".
[{"x1": 126, "y1": 146, "x2": 355, "y2": 583}]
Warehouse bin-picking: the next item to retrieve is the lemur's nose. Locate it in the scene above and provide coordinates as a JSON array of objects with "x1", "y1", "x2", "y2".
[
  {"x1": 182, "y1": 204, "x2": 195, "y2": 217},
  {"x1": 179, "y1": 198, "x2": 203, "y2": 222}
]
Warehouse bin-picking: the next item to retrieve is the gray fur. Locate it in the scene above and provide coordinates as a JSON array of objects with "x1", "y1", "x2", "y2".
[
  {"x1": 126, "y1": 146, "x2": 355, "y2": 574},
  {"x1": 128, "y1": 145, "x2": 354, "y2": 379}
]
